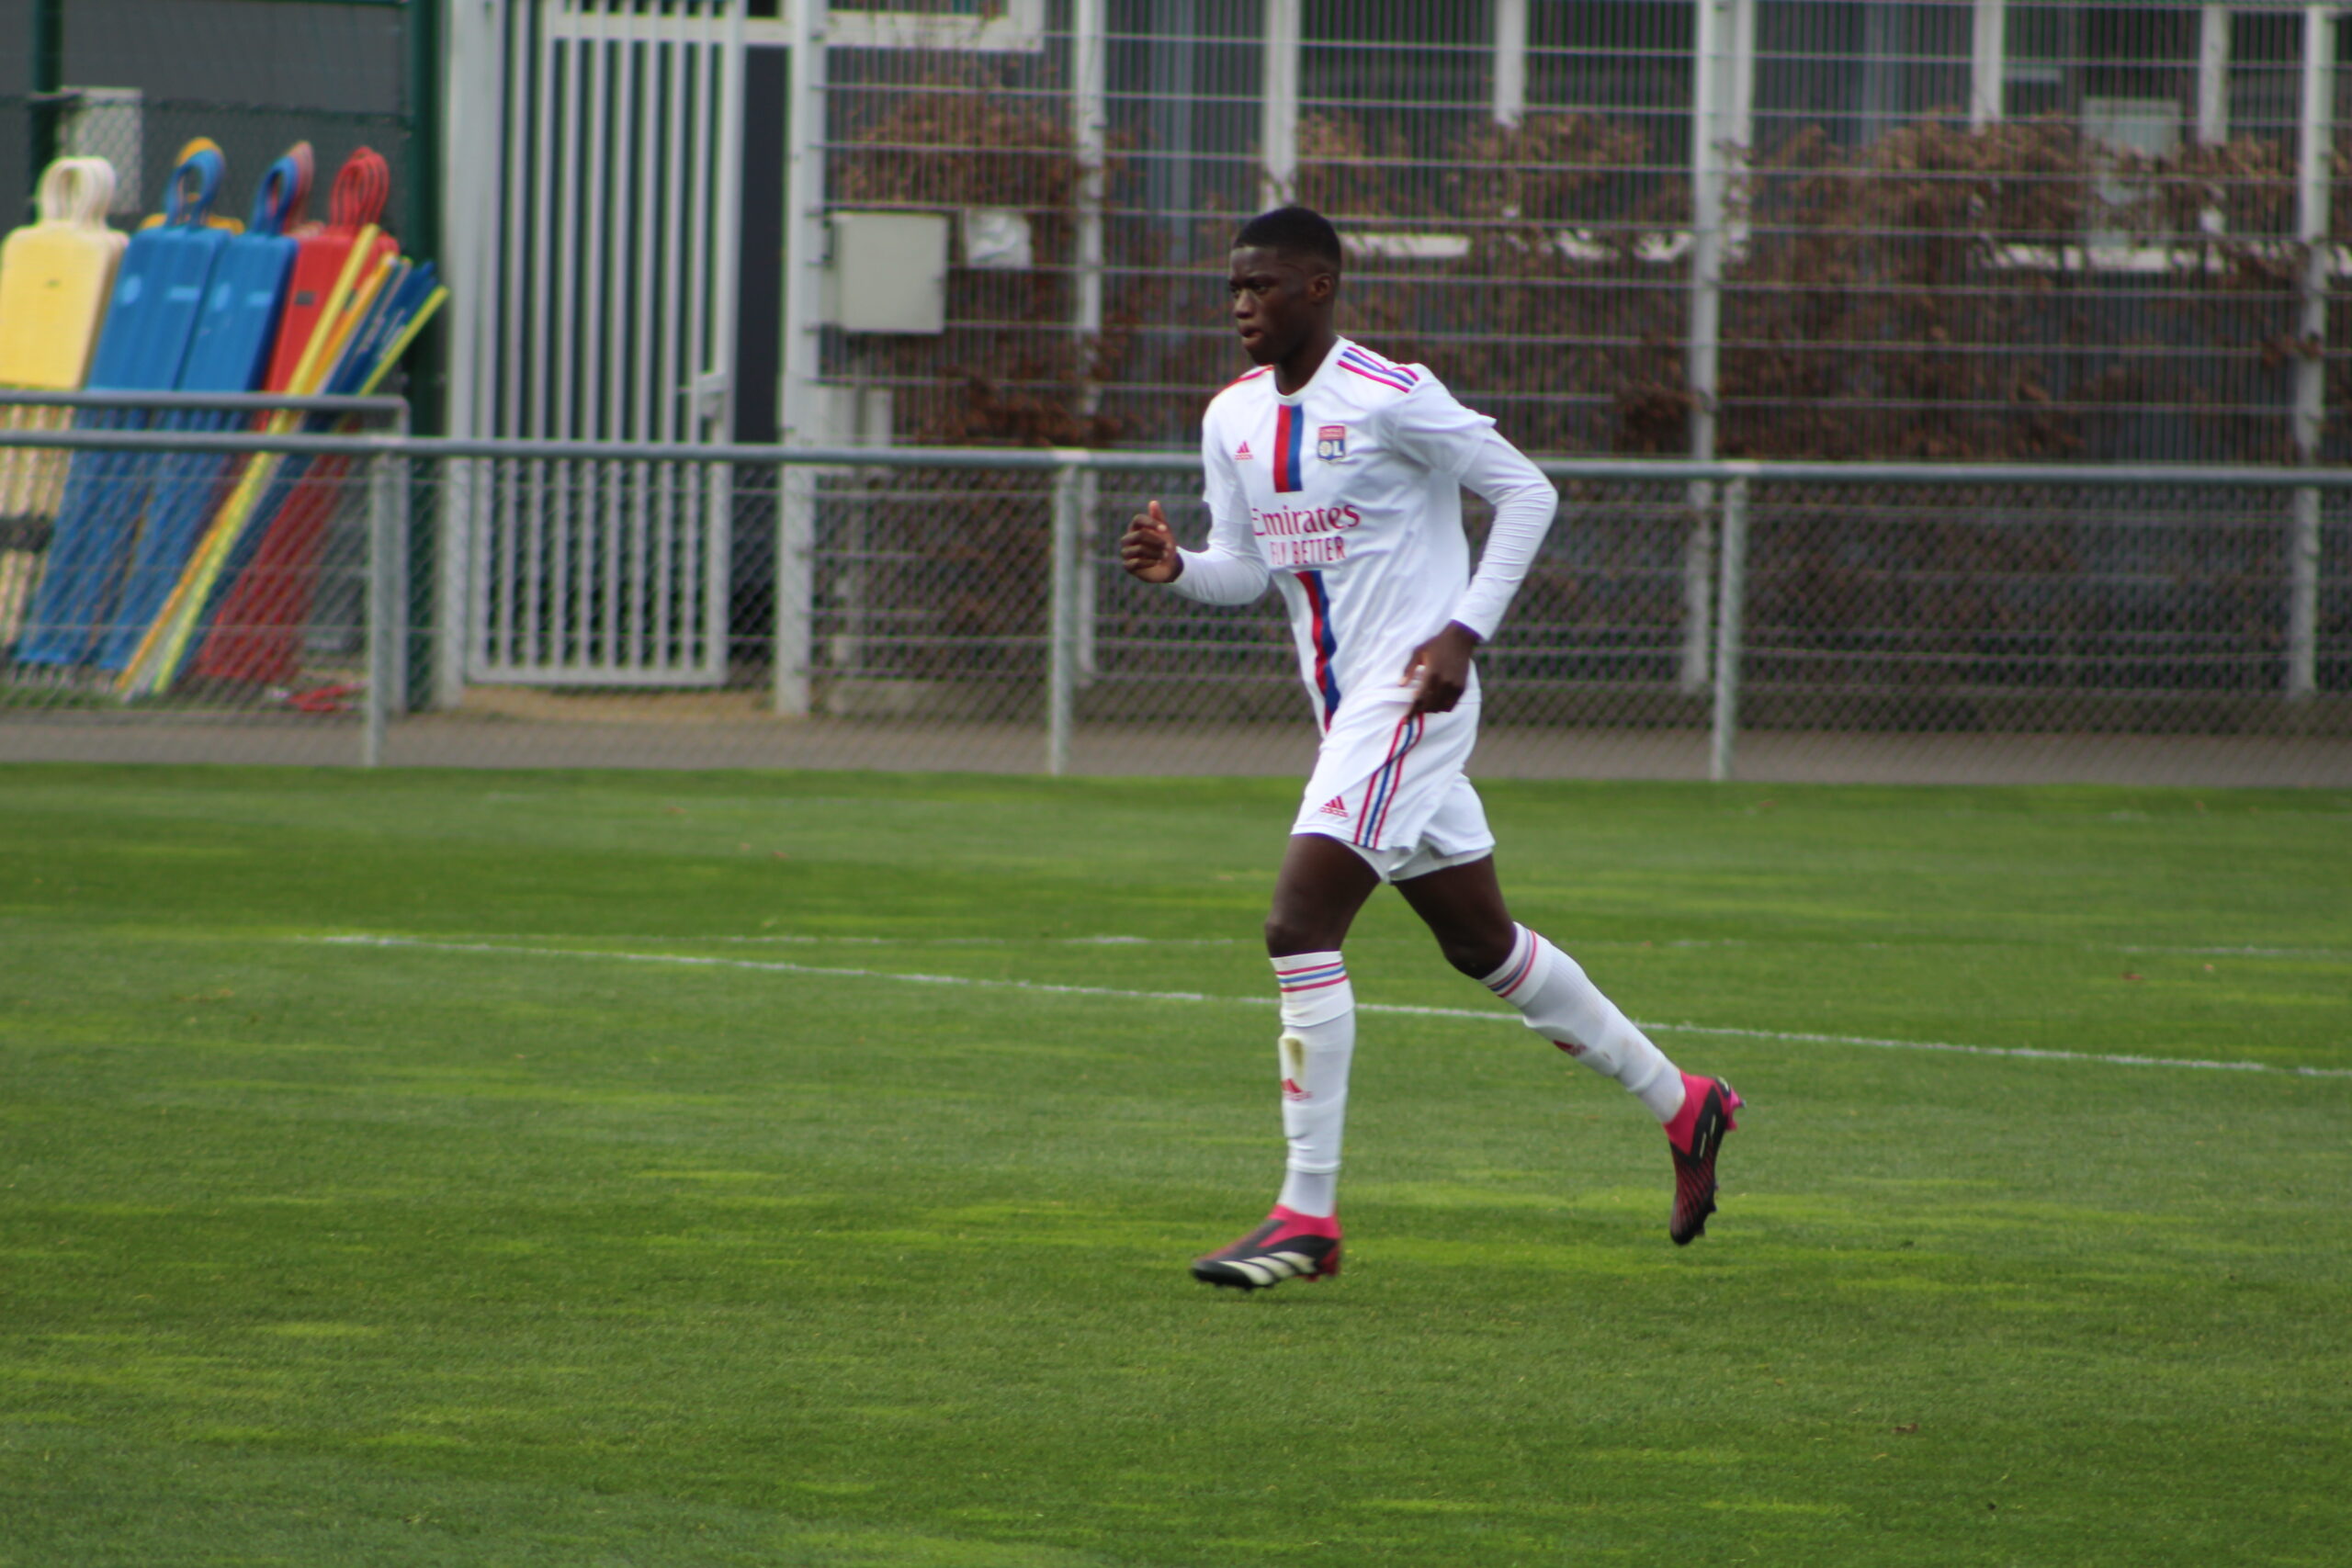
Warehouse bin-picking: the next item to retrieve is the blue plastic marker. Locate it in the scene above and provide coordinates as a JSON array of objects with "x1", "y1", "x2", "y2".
[
  {"x1": 189, "y1": 260, "x2": 435, "y2": 644},
  {"x1": 96, "y1": 151, "x2": 307, "y2": 671}
]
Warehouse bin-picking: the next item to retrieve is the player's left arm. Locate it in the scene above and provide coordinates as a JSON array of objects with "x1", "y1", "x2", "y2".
[{"x1": 1385, "y1": 379, "x2": 1561, "y2": 716}]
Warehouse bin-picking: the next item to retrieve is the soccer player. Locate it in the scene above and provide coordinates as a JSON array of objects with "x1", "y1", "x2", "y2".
[{"x1": 1119, "y1": 206, "x2": 1742, "y2": 1292}]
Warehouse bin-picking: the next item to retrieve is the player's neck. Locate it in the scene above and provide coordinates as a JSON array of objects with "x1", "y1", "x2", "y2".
[{"x1": 1272, "y1": 328, "x2": 1340, "y2": 397}]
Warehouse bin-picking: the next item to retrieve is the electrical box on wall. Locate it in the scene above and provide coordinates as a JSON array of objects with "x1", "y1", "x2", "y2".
[{"x1": 824, "y1": 211, "x2": 949, "y2": 334}]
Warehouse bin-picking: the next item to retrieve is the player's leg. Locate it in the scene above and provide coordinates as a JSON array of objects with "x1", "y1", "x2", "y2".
[
  {"x1": 1192, "y1": 832, "x2": 1375, "y2": 1292},
  {"x1": 1395, "y1": 853, "x2": 1685, "y2": 1116},
  {"x1": 1263, "y1": 830, "x2": 1379, "y2": 1214},
  {"x1": 1394, "y1": 835, "x2": 1743, "y2": 1245}
]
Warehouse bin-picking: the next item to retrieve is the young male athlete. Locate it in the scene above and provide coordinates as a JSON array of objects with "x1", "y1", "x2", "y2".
[{"x1": 1119, "y1": 206, "x2": 1741, "y2": 1292}]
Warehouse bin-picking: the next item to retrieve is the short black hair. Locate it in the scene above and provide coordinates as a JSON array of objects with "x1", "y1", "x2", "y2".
[{"x1": 1234, "y1": 205, "x2": 1343, "y2": 275}]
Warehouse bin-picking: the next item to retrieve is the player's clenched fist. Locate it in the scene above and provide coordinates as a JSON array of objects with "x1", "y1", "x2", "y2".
[{"x1": 1120, "y1": 500, "x2": 1184, "y2": 583}]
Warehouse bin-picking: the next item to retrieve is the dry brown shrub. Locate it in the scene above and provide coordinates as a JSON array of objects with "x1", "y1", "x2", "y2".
[
  {"x1": 831, "y1": 69, "x2": 1141, "y2": 447},
  {"x1": 1293, "y1": 109, "x2": 1689, "y2": 454}
]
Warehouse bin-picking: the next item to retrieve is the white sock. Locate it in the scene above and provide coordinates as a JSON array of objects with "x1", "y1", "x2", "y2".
[
  {"x1": 1482, "y1": 924, "x2": 1686, "y2": 1122},
  {"x1": 1269, "y1": 950, "x2": 1353, "y2": 1217},
  {"x1": 1276, "y1": 1168, "x2": 1338, "y2": 1216}
]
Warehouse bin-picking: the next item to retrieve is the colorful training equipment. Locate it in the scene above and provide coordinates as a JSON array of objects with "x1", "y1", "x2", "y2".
[
  {"x1": 15, "y1": 145, "x2": 235, "y2": 667},
  {"x1": 119, "y1": 222, "x2": 447, "y2": 698},
  {"x1": 0, "y1": 156, "x2": 126, "y2": 641},
  {"x1": 0, "y1": 158, "x2": 126, "y2": 399},
  {"x1": 265, "y1": 149, "x2": 394, "y2": 394},
  {"x1": 198, "y1": 149, "x2": 417, "y2": 689},
  {"x1": 96, "y1": 147, "x2": 311, "y2": 671},
  {"x1": 137, "y1": 140, "x2": 246, "y2": 236}
]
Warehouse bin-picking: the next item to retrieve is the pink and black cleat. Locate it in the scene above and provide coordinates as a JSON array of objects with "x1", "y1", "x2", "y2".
[
  {"x1": 1190, "y1": 1205, "x2": 1343, "y2": 1292},
  {"x1": 1664, "y1": 1073, "x2": 1743, "y2": 1246}
]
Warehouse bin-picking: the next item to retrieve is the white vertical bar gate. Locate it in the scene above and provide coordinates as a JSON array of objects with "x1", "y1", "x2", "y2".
[{"x1": 460, "y1": 0, "x2": 745, "y2": 688}]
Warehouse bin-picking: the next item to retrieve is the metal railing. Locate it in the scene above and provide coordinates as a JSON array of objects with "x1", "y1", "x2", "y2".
[{"x1": 2, "y1": 413, "x2": 2346, "y2": 783}]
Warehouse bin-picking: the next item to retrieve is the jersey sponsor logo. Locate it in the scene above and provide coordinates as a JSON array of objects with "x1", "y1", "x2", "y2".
[
  {"x1": 1250, "y1": 502, "x2": 1361, "y2": 537},
  {"x1": 1317, "y1": 795, "x2": 1350, "y2": 818},
  {"x1": 1236, "y1": 439, "x2": 1251, "y2": 459},
  {"x1": 1269, "y1": 535, "x2": 1347, "y2": 567},
  {"x1": 1317, "y1": 423, "x2": 1349, "y2": 461}
]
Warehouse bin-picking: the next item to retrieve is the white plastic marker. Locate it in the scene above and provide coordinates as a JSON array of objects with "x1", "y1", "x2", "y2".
[{"x1": 306, "y1": 934, "x2": 2352, "y2": 1081}]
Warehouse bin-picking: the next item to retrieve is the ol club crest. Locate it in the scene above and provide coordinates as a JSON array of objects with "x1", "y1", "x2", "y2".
[{"x1": 1316, "y1": 423, "x2": 1349, "y2": 461}]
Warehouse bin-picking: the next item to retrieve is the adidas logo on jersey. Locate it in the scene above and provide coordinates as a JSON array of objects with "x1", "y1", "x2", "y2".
[
  {"x1": 1317, "y1": 796, "x2": 1350, "y2": 818},
  {"x1": 1236, "y1": 440, "x2": 1252, "y2": 459}
]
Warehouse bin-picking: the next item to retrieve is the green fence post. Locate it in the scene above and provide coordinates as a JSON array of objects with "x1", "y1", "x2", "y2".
[
  {"x1": 403, "y1": 0, "x2": 446, "y2": 708},
  {"x1": 28, "y1": 0, "x2": 65, "y2": 217}
]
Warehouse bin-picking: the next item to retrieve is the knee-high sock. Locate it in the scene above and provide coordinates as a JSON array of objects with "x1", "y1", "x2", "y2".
[
  {"x1": 1271, "y1": 951, "x2": 1353, "y2": 1217},
  {"x1": 1482, "y1": 924, "x2": 1686, "y2": 1122}
]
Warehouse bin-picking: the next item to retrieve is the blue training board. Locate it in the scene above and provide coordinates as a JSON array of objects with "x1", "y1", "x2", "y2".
[{"x1": 96, "y1": 155, "x2": 304, "y2": 671}]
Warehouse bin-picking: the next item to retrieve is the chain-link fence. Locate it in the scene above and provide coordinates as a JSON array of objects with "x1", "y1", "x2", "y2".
[
  {"x1": 4, "y1": 418, "x2": 2346, "y2": 784},
  {"x1": 795, "y1": 0, "x2": 2352, "y2": 471},
  {"x1": 4, "y1": 0, "x2": 423, "y2": 234},
  {"x1": 0, "y1": 392, "x2": 410, "y2": 762}
]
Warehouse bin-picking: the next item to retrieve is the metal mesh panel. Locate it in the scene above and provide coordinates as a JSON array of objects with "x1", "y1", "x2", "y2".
[
  {"x1": 4, "y1": 0, "x2": 416, "y2": 231},
  {"x1": 1742, "y1": 479, "x2": 2313, "y2": 716},
  {"x1": 774, "y1": 2, "x2": 2352, "y2": 472},
  {"x1": 6, "y1": 4, "x2": 2351, "y2": 783},
  {"x1": 0, "y1": 415, "x2": 388, "y2": 762},
  {"x1": 5, "y1": 428, "x2": 2347, "y2": 782}
]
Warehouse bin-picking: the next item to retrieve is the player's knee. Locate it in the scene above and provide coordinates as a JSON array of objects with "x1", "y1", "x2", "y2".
[
  {"x1": 1435, "y1": 927, "x2": 1513, "y2": 979},
  {"x1": 1264, "y1": 910, "x2": 1342, "y2": 958}
]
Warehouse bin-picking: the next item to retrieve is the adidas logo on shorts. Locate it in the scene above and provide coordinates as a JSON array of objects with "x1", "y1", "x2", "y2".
[{"x1": 1317, "y1": 795, "x2": 1350, "y2": 818}]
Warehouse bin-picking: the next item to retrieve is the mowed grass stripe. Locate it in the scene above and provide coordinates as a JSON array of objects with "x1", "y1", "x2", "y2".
[
  {"x1": 309, "y1": 931, "x2": 2352, "y2": 1081},
  {"x1": 2, "y1": 765, "x2": 2346, "y2": 1567}
]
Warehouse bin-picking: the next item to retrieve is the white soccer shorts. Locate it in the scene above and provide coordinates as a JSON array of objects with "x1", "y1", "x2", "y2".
[{"x1": 1290, "y1": 693, "x2": 1495, "y2": 883}]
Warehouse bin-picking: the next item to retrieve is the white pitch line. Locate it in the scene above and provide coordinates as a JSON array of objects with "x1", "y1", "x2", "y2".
[{"x1": 305, "y1": 935, "x2": 2352, "y2": 1082}]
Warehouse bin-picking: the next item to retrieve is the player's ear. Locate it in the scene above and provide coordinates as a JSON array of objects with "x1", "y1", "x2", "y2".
[{"x1": 1307, "y1": 267, "x2": 1338, "y2": 306}]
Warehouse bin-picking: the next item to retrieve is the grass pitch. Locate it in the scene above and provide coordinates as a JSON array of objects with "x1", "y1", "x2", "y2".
[{"x1": 1, "y1": 763, "x2": 2346, "y2": 1567}]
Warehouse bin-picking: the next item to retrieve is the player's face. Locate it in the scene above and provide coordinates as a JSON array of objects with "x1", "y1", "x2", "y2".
[{"x1": 1227, "y1": 244, "x2": 1331, "y2": 365}]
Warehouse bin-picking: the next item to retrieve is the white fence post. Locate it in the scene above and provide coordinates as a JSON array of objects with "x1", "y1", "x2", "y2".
[
  {"x1": 1261, "y1": 0, "x2": 1301, "y2": 210},
  {"x1": 775, "y1": 464, "x2": 816, "y2": 716},
  {"x1": 1048, "y1": 460, "x2": 1085, "y2": 776},
  {"x1": 1683, "y1": 0, "x2": 1750, "y2": 694},
  {"x1": 775, "y1": 0, "x2": 829, "y2": 716},
  {"x1": 1970, "y1": 0, "x2": 2007, "y2": 130},
  {"x1": 2289, "y1": 488, "x2": 2321, "y2": 698},
  {"x1": 1072, "y1": 0, "x2": 1106, "y2": 689},
  {"x1": 1709, "y1": 475, "x2": 1750, "y2": 783},
  {"x1": 438, "y1": 0, "x2": 502, "y2": 712},
  {"x1": 1492, "y1": 0, "x2": 1528, "y2": 129},
  {"x1": 2290, "y1": 2, "x2": 2333, "y2": 699},
  {"x1": 364, "y1": 449, "x2": 403, "y2": 768},
  {"x1": 2198, "y1": 6, "x2": 2230, "y2": 147}
]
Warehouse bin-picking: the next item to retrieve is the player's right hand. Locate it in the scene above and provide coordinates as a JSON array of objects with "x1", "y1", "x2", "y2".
[{"x1": 1119, "y1": 500, "x2": 1183, "y2": 583}]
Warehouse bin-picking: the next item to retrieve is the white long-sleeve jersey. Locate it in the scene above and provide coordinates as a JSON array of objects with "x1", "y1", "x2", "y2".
[{"x1": 1170, "y1": 336, "x2": 1559, "y2": 728}]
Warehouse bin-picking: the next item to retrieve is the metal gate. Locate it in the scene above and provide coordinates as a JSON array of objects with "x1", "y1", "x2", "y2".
[{"x1": 445, "y1": 0, "x2": 744, "y2": 688}]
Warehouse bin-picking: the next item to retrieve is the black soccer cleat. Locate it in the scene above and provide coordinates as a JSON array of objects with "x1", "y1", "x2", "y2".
[
  {"x1": 1665, "y1": 1073, "x2": 1743, "y2": 1246},
  {"x1": 1190, "y1": 1205, "x2": 1342, "y2": 1292}
]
